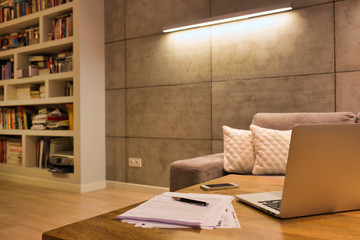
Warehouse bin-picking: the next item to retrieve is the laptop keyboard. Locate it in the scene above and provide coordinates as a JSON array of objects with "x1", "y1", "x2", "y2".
[{"x1": 258, "y1": 199, "x2": 282, "y2": 211}]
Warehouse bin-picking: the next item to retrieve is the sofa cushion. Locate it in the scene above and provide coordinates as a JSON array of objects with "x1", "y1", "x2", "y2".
[
  {"x1": 170, "y1": 153, "x2": 225, "y2": 192},
  {"x1": 252, "y1": 112, "x2": 356, "y2": 130},
  {"x1": 223, "y1": 126, "x2": 255, "y2": 174},
  {"x1": 250, "y1": 125, "x2": 292, "y2": 175}
]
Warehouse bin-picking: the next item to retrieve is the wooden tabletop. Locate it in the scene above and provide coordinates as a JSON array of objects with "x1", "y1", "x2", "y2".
[{"x1": 42, "y1": 175, "x2": 360, "y2": 240}]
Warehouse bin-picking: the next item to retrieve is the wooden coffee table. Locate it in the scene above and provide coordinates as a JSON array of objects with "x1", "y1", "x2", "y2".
[{"x1": 42, "y1": 175, "x2": 360, "y2": 239}]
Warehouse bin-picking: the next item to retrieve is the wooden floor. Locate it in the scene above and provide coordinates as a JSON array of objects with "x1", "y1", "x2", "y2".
[{"x1": 0, "y1": 181, "x2": 156, "y2": 240}]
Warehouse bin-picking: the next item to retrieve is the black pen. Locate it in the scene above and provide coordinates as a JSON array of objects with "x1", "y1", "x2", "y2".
[{"x1": 171, "y1": 196, "x2": 209, "y2": 206}]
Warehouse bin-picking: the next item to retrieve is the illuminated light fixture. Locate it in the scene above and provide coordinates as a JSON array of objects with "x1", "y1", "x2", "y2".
[{"x1": 163, "y1": 2, "x2": 292, "y2": 33}]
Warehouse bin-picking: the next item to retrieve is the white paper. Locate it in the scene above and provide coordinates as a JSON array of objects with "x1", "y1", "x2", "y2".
[
  {"x1": 122, "y1": 219, "x2": 191, "y2": 228},
  {"x1": 116, "y1": 192, "x2": 234, "y2": 228},
  {"x1": 216, "y1": 203, "x2": 241, "y2": 228},
  {"x1": 121, "y1": 202, "x2": 240, "y2": 229}
]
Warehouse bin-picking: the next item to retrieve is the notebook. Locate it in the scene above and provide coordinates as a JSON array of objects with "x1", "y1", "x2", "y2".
[{"x1": 236, "y1": 124, "x2": 360, "y2": 218}]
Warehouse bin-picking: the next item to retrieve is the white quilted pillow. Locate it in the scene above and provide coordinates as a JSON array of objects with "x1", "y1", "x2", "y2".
[
  {"x1": 250, "y1": 125, "x2": 292, "y2": 175},
  {"x1": 223, "y1": 126, "x2": 255, "y2": 174}
]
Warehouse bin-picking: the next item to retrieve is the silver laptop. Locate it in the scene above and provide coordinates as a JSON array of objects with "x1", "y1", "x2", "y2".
[{"x1": 236, "y1": 124, "x2": 360, "y2": 218}]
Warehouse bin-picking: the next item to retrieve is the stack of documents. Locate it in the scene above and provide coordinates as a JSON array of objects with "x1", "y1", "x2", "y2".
[{"x1": 116, "y1": 192, "x2": 240, "y2": 229}]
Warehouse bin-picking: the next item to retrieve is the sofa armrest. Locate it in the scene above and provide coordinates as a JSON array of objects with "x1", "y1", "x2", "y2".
[{"x1": 170, "y1": 153, "x2": 225, "y2": 192}]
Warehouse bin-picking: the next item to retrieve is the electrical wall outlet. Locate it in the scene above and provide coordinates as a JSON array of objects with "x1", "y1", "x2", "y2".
[{"x1": 129, "y1": 158, "x2": 142, "y2": 167}]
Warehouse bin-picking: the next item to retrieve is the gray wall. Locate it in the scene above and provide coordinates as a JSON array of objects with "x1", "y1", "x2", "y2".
[{"x1": 104, "y1": 0, "x2": 360, "y2": 187}]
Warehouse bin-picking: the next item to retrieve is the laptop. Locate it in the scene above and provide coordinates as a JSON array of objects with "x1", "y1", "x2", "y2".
[{"x1": 236, "y1": 124, "x2": 360, "y2": 218}]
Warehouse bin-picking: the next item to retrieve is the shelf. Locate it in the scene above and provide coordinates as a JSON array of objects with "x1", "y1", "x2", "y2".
[
  {"x1": 47, "y1": 71, "x2": 73, "y2": 81},
  {"x1": 20, "y1": 37, "x2": 73, "y2": 55},
  {"x1": 0, "y1": 96, "x2": 73, "y2": 107},
  {"x1": 0, "y1": 37, "x2": 73, "y2": 59},
  {"x1": 0, "y1": 15, "x2": 39, "y2": 36},
  {"x1": 0, "y1": 71, "x2": 73, "y2": 85},
  {"x1": 43, "y1": 2, "x2": 74, "y2": 19},
  {"x1": 0, "y1": 164, "x2": 75, "y2": 178},
  {"x1": 0, "y1": 0, "x2": 105, "y2": 193},
  {"x1": 3, "y1": 77, "x2": 45, "y2": 86},
  {"x1": 0, "y1": 129, "x2": 73, "y2": 136},
  {"x1": 0, "y1": 163, "x2": 22, "y2": 170},
  {"x1": 0, "y1": 130, "x2": 22, "y2": 135},
  {"x1": 26, "y1": 129, "x2": 74, "y2": 137}
]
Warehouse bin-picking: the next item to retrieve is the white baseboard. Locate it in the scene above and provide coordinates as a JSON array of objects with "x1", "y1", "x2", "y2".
[
  {"x1": 106, "y1": 181, "x2": 169, "y2": 195},
  {"x1": 0, "y1": 172, "x2": 81, "y2": 192},
  {"x1": 0, "y1": 172, "x2": 168, "y2": 195},
  {"x1": 80, "y1": 180, "x2": 106, "y2": 193},
  {"x1": 0, "y1": 172, "x2": 106, "y2": 193}
]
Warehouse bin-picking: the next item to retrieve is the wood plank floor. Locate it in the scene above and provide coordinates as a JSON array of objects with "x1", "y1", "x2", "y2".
[{"x1": 0, "y1": 181, "x2": 156, "y2": 240}]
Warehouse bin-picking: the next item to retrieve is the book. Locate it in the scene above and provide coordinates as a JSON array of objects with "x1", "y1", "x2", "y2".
[
  {"x1": 65, "y1": 81, "x2": 73, "y2": 96},
  {"x1": 37, "y1": 138, "x2": 44, "y2": 167},
  {"x1": 0, "y1": 59, "x2": 13, "y2": 80},
  {"x1": 39, "y1": 83, "x2": 45, "y2": 98},
  {"x1": 16, "y1": 67, "x2": 29, "y2": 78},
  {"x1": 0, "y1": 137, "x2": 6, "y2": 163},
  {"x1": 29, "y1": 55, "x2": 48, "y2": 62},
  {"x1": 65, "y1": 103, "x2": 73, "y2": 130},
  {"x1": 0, "y1": 87, "x2": 3, "y2": 101}
]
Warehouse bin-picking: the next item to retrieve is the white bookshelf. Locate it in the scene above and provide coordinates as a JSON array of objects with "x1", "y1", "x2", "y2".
[{"x1": 0, "y1": 0, "x2": 105, "y2": 193}]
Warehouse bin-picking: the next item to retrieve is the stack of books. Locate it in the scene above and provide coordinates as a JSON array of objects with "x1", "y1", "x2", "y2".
[
  {"x1": 29, "y1": 55, "x2": 50, "y2": 75},
  {"x1": 117, "y1": 192, "x2": 240, "y2": 229},
  {"x1": 16, "y1": 84, "x2": 44, "y2": 99},
  {"x1": 30, "y1": 83, "x2": 45, "y2": 98},
  {"x1": 17, "y1": 55, "x2": 50, "y2": 78},
  {"x1": 29, "y1": 55, "x2": 48, "y2": 68},
  {"x1": 4, "y1": 138, "x2": 22, "y2": 166},
  {"x1": 31, "y1": 107, "x2": 69, "y2": 130}
]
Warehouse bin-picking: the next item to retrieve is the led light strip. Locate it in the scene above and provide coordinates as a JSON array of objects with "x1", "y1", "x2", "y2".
[{"x1": 163, "y1": 3, "x2": 292, "y2": 33}]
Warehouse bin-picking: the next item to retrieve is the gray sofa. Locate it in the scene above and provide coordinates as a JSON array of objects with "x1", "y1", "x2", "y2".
[{"x1": 170, "y1": 112, "x2": 358, "y2": 191}]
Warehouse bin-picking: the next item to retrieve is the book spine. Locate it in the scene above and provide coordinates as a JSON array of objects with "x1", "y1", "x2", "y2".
[
  {"x1": 2, "y1": 65, "x2": 6, "y2": 80},
  {"x1": 11, "y1": 108, "x2": 15, "y2": 129},
  {"x1": 66, "y1": 15, "x2": 69, "y2": 37},
  {"x1": 23, "y1": 109, "x2": 27, "y2": 129},
  {"x1": 0, "y1": 108, "x2": 2, "y2": 130},
  {"x1": 38, "y1": 138, "x2": 44, "y2": 168},
  {"x1": 6, "y1": 62, "x2": 10, "y2": 79}
]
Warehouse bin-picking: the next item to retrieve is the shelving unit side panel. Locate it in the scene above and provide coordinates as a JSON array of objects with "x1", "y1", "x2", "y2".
[{"x1": 76, "y1": 0, "x2": 105, "y2": 186}]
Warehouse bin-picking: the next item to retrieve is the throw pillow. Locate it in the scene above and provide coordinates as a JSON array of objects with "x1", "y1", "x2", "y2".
[
  {"x1": 223, "y1": 126, "x2": 255, "y2": 174},
  {"x1": 250, "y1": 124, "x2": 292, "y2": 175}
]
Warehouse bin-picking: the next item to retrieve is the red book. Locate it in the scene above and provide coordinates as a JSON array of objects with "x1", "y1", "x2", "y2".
[{"x1": 46, "y1": 116, "x2": 68, "y2": 121}]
